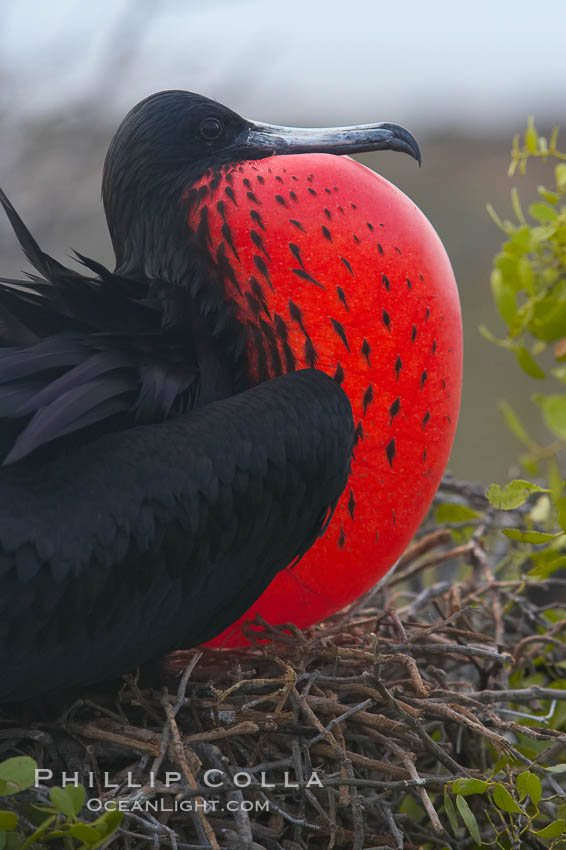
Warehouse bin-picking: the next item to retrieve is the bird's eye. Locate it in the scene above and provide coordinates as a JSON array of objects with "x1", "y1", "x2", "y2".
[{"x1": 199, "y1": 117, "x2": 223, "y2": 141}]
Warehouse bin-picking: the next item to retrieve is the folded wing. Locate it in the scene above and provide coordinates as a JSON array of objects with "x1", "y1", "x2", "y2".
[{"x1": 0, "y1": 369, "x2": 353, "y2": 702}]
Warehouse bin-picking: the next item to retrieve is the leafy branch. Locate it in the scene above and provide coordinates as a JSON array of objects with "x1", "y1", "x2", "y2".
[
  {"x1": 0, "y1": 757, "x2": 122, "y2": 849},
  {"x1": 485, "y1": 120, "x2": 566, "y2": 581},
  {"x1": 445, "y1": 771, "x2": 566, "y2": 848}
]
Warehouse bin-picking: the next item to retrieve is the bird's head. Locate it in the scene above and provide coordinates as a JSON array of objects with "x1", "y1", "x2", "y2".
[{"x1": 102, "y1": 90, "x2": 421, "y2": 275}]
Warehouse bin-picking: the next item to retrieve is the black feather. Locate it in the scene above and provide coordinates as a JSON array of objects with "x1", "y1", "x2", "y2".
[
  {"x1": 4, "y1": 375, "x2": 137, "y2": 465},
  {"x1": 15, "y1": 351, "x2": 132, "y2": 415},
  {"x1": 0, "y1": 334, "x2": 88, "y2": 381},
  {"x1": 0, "y1": 189, "x2": 202, "y2": 463},
  {"x1": 0, "y1": 382, "x2": 42, "y2": 416},
  {"x1": 0, "y1": 189, "x2": 71, "y2": 282}
]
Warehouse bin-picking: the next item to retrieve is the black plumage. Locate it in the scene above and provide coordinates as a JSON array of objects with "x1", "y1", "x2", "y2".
[
  {"x1": 0, "y1": 369, "x2": 352, "y2": 702},
  {"x1": 0, "y1": 191, "x2": 353, "y2": 701},
  {"x1": 0, "y1": 188, "x2": 203, "y2": 464},
  {"x1": 0, "y1": 89, "x2": 420, "y2": 701}
]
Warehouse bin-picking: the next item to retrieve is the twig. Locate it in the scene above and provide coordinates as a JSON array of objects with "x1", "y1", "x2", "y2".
[{"x1": 161, "y1": 692, "x2": 219, "y2": 850}]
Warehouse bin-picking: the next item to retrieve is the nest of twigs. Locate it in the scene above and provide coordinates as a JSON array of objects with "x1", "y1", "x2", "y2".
[{"x1": 1, "y1": 477, "x2": 565, "y2": 850}]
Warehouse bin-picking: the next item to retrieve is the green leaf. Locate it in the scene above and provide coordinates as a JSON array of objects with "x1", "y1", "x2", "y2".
[
  {"x1": 516, "y1": 770, "x2": 542, "y2": 806},
  {"x1": 518, "y1": 258, "x2": 535, "y2": 295},
  {"x1": 43, "y1": 828, "x2": 67, "y2": 839},
  {"x1": 505, "y1": 187, "x2": 527, "y2": 225},
  {"x1": 486, "y1": 480, "x2": 548, "y2": 510},
  {"x1": 62, "y1": 784, "x2": 86, "y2": 817},
  {"x1": 497, "y1": 248, "x2": 521, "y2": 275},
  {"x1": 511, "y1": 187, "x2": 527, "y2": 224},
  {"x1": 0, "y1": 757, "x2": 37, "y2": 796},
  {"x1": 546, "y1": 763, "x2": 566, "y2": 774},
  {"x1": 529, "y1": 202, "x2": 558, "y2": 224},
  {"x1": 555, "y1": 163, "x2": 566, "y2": 192},
  {"x1": 530, "y1": 223, "x2": 558, "y2": 244},
  {"x1": 444, "y1": 787, "x2": 459, "y2": 835},
  {"x1": 514, "y1": 345, "x2": 545, "y2": 379},
  {"x1": 502, "y1": 529, "x2": 562, "y2": 543},
  {"x1": 456, "y1": 794, "x2": 481, "y2": 845},
  {"x1": 492, "y1": 783, "x2": 522, "y2": 813},
  {"x1": 487, "y1": 202, "x2": 506, "y2": 230},
  {"x1": 525, "y1": 118, "x2": 538, "y2": 154},
  {"x1": 534, "y1": 394, "x2": 566, "y2": 439},
  {"x1": 533, "y1": 819, "x2": 565, "y2": 839},
  {"x1": 436, "y1": 503, "x2": 479, "y2": 524},
  {"x1": 452, "y1": 778, "x2": 489, "y2": 796},
  {"x1": 532, "y1": 297, "x2": 566, "y2": 343},
  {"x1": 49, "y1": 786, "x2": 79, "y2": 818},
  {"x1": 92, "y1": 808, "x2": 124, "y2": 838},
  {"x1": 556, "y1": 496, "x2": 566, "y2": 533},
  {"x1": 491, "y1": 269, "x2": 517, "y2": 325},
  {"x1": 69, "y1": 822, "x2": 101, "y2": 842},
  {"x1": 548, "y1": 461, "x2": 563, "y2": 499},
  {"x1": 499, "y1": 401, "x2": 536, "y2": 448},
  {"x1": 491, "y1": 755, "x2": 511, "y2": 775},
  {"x1": 538, "y1": 185, "x2": 559, "y2": 205},
  {"x1": 542, "y1": 607, "x2": 566, "y2": 623},
  {"x1": 506, "y1": 225, "x2": 533, "y2": 256},
  {"x1": 529, "y1": 554, "x2": 566, "y2": 579},
  {"x1": 0, "y1": 814, "x2": 17, "y2": 831},
  {"x1": 545, "y1": 465, "x2": 566, "y2": 530}
]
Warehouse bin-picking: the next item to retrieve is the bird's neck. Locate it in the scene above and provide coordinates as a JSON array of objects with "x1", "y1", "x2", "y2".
[
  {"x1": 107, "y1": 174, "x2": 252, "y2": 405},
  {"x1": 108, "y1": 179, "x2": 188, "y2": 281}
]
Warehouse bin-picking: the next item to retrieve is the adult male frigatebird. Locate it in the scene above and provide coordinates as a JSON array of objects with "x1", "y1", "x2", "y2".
[{"x1": 0, "y1": 90, "x2": 453, "y2": 703}]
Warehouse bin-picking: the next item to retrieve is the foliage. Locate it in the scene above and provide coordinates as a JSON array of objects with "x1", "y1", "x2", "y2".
[
  {"x1": 432, "y1": 122, "x2": 566, "y2": 847},
  {"x1": 484, "y1": 120, "x2": 566, "y2": 581},
  {"x1": 0, "y1": 756, "x2": 122, "y2": 849},
  {"x1": 445, "y1": 770, "x2": 566, "y2": 848}
]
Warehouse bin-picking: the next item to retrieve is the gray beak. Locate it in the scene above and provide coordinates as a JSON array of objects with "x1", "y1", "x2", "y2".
[{"x1": 236, "y1": 119, "x2": 421, "y2": 165}]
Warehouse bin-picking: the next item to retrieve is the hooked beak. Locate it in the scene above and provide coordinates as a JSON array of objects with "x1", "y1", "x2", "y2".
[{"x1": 236, "y1": 119, "x2": 421, "y2": 166}]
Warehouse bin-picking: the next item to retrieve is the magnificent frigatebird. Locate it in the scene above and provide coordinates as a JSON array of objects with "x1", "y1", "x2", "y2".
[{"x1": 0, "y1": 90, "x2": 448, "y2": 702}]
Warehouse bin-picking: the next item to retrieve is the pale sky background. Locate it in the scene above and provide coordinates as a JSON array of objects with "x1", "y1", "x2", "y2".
[{"x1": 1, "y1": 0, "x2": 565, "y2": 129}]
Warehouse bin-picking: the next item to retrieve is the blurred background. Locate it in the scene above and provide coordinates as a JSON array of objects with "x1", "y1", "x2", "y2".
[{"x1": 1, "y1": 0, "x2": 565, "y2": 483}]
